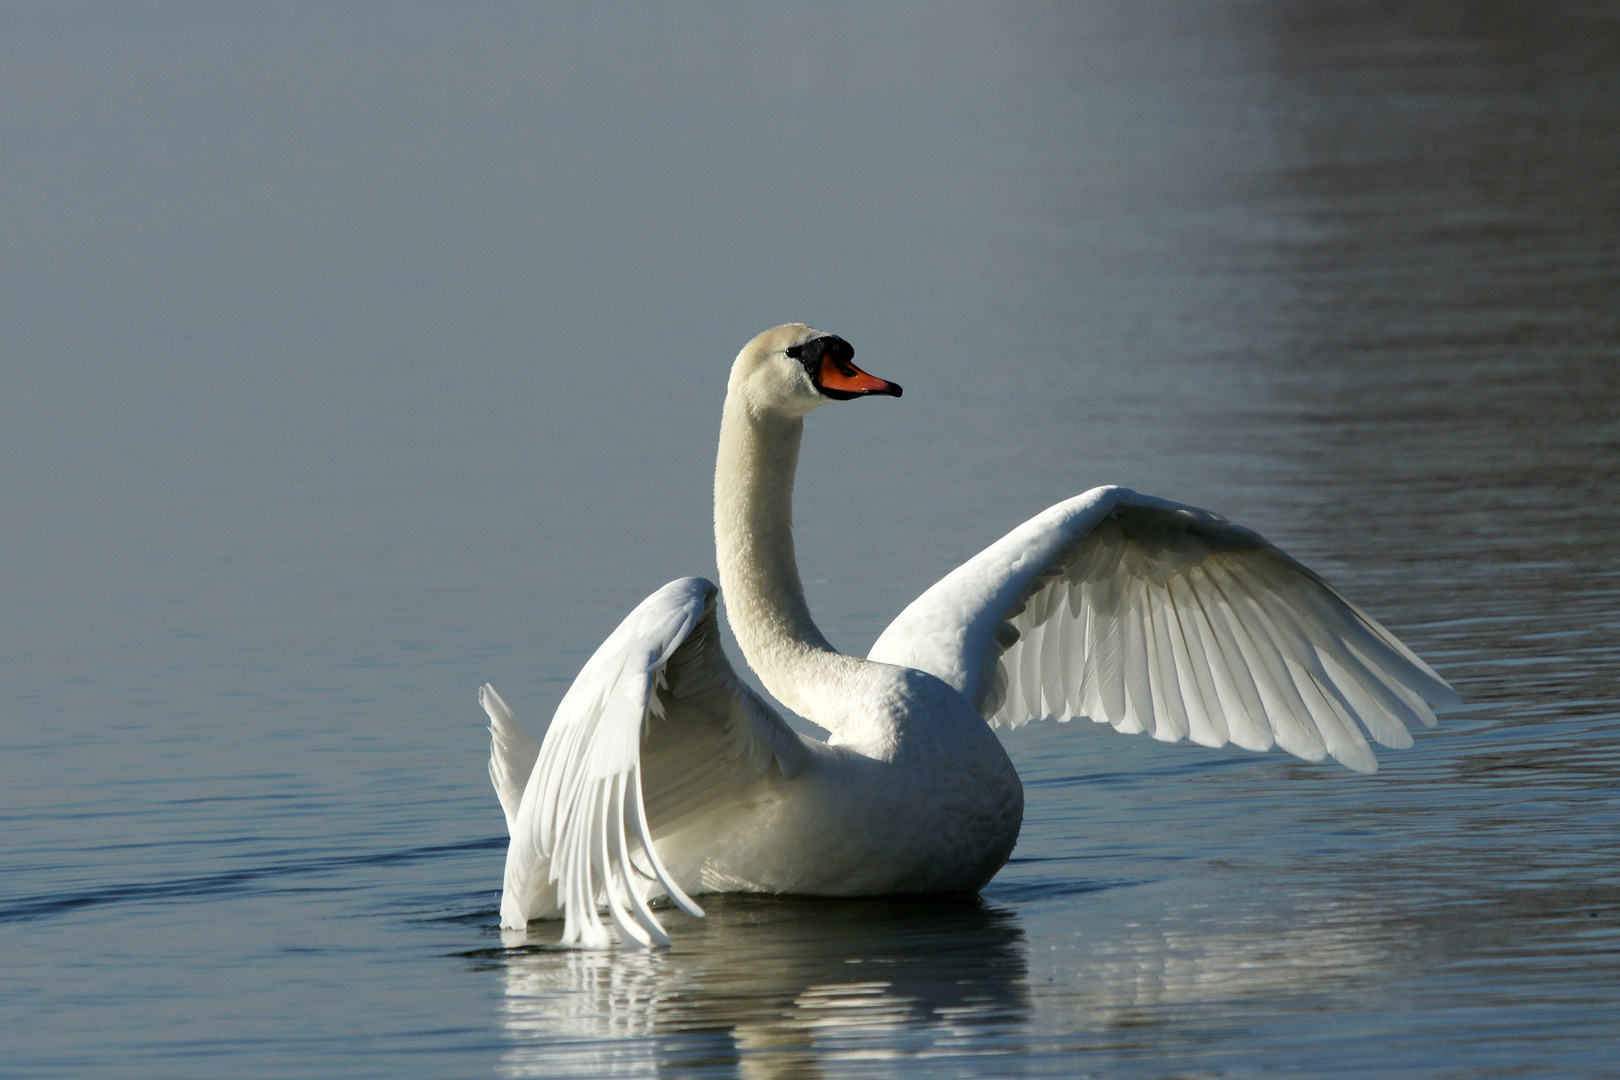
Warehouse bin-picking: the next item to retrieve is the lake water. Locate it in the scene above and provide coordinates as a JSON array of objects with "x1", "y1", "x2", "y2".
[{"x1": 2, "y1": 3, "x2": 1617, "y2": 1077}]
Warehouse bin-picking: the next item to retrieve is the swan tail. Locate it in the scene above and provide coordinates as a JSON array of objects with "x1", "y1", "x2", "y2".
[{"x1": 483, "y1": 683, "x2": 540, "y2": 836}]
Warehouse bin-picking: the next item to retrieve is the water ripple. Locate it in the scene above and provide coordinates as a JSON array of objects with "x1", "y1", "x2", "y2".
[{"x1": 0, "y1": 836, "x2": 504, "y2": 923}]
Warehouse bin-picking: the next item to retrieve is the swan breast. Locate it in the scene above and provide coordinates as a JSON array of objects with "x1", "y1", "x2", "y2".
[{"x1": 825, "y1": 663, "x2": 1026, "y2": 892}]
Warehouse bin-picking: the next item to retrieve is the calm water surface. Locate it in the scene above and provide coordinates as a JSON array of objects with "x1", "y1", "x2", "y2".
[{"x1": 2, "y1": 4, "x2": 1617, "y2": 1078}]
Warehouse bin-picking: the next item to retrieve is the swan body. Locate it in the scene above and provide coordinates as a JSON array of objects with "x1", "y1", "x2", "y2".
[{"x1": 483, "y1": 324, "x2": 1459, "y2": 948}]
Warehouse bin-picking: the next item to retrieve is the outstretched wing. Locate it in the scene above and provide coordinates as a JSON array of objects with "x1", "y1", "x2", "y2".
[
  {"x1": 868, "y1": 487, "x2": 1459, "y2": 773},
  {"x1": 485, "y1": 576, "x2": 809, "y2": 948}
]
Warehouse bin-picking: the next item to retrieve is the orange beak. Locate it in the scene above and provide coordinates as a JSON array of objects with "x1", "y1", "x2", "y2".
[{"x1": 817, "y1": 354, "x2": 903, "y2": 399}]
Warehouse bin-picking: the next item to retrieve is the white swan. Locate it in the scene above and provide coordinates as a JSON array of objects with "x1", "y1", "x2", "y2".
[{"x1": 482, "y1": 323, "x2": 1459, "y2": 948}]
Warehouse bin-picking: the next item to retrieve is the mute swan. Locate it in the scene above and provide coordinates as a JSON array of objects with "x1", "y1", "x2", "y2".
[{"x1": 482, "y1": 323, "x2": 1459, "y2": 948}]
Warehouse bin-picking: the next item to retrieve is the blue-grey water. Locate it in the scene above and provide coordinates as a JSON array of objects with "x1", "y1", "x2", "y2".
[{"x1": 3, "y1": 3, "x2": 1617, "y2": 1077}]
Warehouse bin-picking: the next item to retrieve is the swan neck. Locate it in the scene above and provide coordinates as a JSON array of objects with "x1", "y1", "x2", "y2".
[{"x1": 714, "y1": 396, "x2": 839, "y2": 713}]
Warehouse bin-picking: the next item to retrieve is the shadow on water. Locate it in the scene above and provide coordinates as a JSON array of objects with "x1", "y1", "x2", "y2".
[{"x1": 478, "y1": 894, "x2": 1028, "y2": 1079}]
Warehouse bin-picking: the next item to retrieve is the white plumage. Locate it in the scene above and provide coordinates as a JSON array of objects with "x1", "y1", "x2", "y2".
[
  {"x1": 870, "y1": 488, "x2": 1456, "y2": 773},
  {"x1": 483, "y1": 324, "x2": 1459, "y2": 948}
]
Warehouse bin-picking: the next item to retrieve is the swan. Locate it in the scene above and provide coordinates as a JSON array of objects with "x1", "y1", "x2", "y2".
[{"x1": 481, "y1": 323, "x2": 1459, "y2": 948}]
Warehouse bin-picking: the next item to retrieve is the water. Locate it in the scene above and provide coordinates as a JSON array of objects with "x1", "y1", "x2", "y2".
[{"x1": 2, "y1": 3, "x2": 1617, "y2": 1077}]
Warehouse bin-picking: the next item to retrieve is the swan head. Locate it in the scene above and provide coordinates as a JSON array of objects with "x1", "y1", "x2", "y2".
[{"x1": 729, "y1": 323, "x2": 902, "y2": 419}]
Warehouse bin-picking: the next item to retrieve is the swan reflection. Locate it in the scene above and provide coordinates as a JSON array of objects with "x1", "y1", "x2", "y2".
[
  {"x1": 488, "y1": 889, "x2": 1414, "y2": 1076},
  {"x1": 493, "y1": 894, "x2": 1028, "y2": 1079},
  {"x1": 1023, "y1": 898, "x2": 1411, "y2": 1037}
]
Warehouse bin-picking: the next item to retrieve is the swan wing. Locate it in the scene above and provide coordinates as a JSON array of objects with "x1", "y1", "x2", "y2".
[
  {"x1": 868, "y1": 486, "x2": 1459, "y2": 773},
  {"x1": 484, "y1": 576, "x2": 808, "y2": 948}
]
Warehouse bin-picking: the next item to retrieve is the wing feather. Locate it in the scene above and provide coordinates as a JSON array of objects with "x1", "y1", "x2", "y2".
[
  {"x1": 1208, "y1": 567, "x2": 1328, "y2": 761},
  {"x1": 1186, "y1": 567, "x2": 1275, "y2": 753},
  {"x1": 870, "y1": 487, "x2": 1458, "y2": 773},
  {"x1": 1170, "y1": 576, "x2": 1234, "y2": 748},
  {"x1": 1144, "y1": 585, "x2": 1189, "y2": 743},
  {"x1": 1039, "y1": 591, "x2": 1067, "y2": 717},
  {"x1": 484, "y1": 576, "x2": 805, "y2": 947},
  {"x1": 1019, "y1": 615, "x2": 1044, "y2": 719},
  {"x1": 1122, "y1": 577, "x2": 1156, "y2": 737}
]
